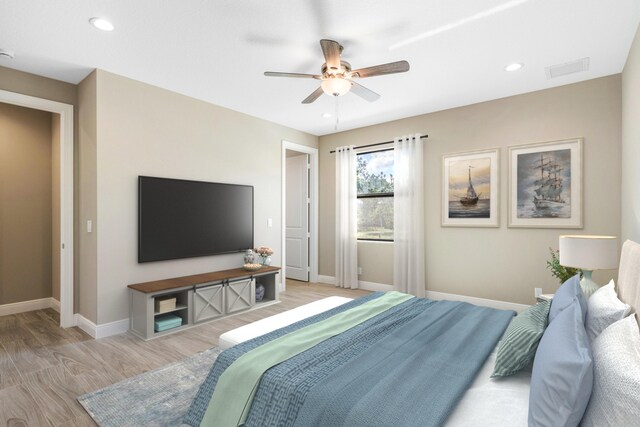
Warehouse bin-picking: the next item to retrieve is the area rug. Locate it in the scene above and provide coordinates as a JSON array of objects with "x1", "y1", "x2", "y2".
[{"x1": 77, "y1": 347, "x2": 221, "y2": 427}]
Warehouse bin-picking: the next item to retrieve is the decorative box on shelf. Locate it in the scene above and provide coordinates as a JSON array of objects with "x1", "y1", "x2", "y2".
[
  {"x1": 154, "y1": 314, "x2": 183, "y2": 332},
  {"x1": 154, "y1": 296, "x2": 177, "y2": 313}
]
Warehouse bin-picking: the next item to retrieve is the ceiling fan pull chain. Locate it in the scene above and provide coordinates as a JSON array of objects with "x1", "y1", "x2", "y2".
[{"x1": 334, "y1": 96, "x2": 340, "y2": 131}]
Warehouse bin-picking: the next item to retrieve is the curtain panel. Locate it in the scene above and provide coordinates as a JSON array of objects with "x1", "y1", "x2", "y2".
[
  {"x1": 335, "y1": 145, "x2": 358, "y2": 289},
  {"x1": 393, "y1": 134, "x2": 425, "y2": 297}
]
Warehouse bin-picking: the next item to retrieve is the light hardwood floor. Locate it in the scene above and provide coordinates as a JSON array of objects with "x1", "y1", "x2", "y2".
[{"x1": 0, "y1": 281, "x2": 369, "y2": 426}]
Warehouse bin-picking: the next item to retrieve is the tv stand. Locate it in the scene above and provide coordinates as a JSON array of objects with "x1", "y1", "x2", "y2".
[{"x1": 128, "y1": 266, "x2": 280, "y2": 340}]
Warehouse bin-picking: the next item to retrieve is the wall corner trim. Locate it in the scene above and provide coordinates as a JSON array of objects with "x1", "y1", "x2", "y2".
[{"x1": 73, "y1": 314, "x2": 129, "y2": 339}]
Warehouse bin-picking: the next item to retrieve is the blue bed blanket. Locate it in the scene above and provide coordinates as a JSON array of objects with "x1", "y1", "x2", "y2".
[{"x1": 184, "y1": 293, "x2": 514, "y2": 427}]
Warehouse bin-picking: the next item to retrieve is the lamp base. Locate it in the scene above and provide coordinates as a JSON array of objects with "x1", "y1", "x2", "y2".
[{"x1": 580, "y1": 270, "x2": 599, "y2": 299}]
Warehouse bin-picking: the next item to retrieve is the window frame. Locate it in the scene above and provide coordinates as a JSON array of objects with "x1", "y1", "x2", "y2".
[{"x1": 356, "y1": 147, "x2": 394, "y2": 242}]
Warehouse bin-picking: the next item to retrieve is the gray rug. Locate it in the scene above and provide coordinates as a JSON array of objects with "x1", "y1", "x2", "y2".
[{"x1": 78, "y1": 347, "x2": 221, "y2": 427}]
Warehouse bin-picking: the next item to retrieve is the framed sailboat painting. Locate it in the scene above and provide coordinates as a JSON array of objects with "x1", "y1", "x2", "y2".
[
  {"x1": 442, "y1": 148, "x2": 499, "y2": 227},
  {"x1": 508, "y1": 138, "x2": 583, "y2": 228}
]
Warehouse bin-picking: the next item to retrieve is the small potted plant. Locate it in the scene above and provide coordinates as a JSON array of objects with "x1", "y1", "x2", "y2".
[
  {"x1": 546, "y1": 247, "x2": 582, "y2": 284},
  {"x1": 255, "y1": 246, "x2": 274, "y2": 266}
]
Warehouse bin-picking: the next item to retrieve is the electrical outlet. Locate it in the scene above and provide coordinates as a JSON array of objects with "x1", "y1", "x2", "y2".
[
  {"x1": 358, "y1": 267, "x2": 362, "y2": 275},
  {"x1": 534, "y1": 288, "x2": 542, "y2": 298}
]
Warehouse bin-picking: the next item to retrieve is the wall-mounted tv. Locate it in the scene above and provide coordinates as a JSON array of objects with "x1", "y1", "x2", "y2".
[{"x1": 138, "y1": 176, "x2": 254, "y2": 263}]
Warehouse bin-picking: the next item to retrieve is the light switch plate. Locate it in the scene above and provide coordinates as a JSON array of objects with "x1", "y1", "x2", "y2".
[{"x1": 87, "y1": 220, "x2": 92, "y2": 233}]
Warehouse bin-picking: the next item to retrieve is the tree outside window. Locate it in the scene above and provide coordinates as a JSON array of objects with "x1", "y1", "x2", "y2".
[{"x1": 356, "y1": 149, "x2": 394, "y2": 241}]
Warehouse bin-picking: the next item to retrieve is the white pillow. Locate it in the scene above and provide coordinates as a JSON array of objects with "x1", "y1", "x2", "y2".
[
  {"x1": 581, "y1": 314, "x2": 640, "y2": 427},
  {"x1": 585, "y1": 280, "x2": 630, "y2": 342}
]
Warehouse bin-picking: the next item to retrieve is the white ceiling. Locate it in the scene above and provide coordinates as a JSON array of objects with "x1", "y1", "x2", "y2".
[{"x1": 1, "y1": 0, "x2": 639, "y2": 136}]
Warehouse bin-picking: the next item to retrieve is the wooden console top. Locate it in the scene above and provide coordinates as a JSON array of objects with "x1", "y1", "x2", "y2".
[{"x1": 128, "y1": 266, "x2": 281, "y2": 294}]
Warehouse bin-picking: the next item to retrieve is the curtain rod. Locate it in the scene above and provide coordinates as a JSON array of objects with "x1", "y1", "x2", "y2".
[{"x1": 329, "y1": 135, "x2": 428, "y2": 154}]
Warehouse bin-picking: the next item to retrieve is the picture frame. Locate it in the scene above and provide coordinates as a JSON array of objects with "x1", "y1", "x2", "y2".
[
  {"x1": 442, "y1": 148, "x2": 499, "y2": 227},
  {"x1": 508, "y1": 138, "x2": 583, "y2": 228}
]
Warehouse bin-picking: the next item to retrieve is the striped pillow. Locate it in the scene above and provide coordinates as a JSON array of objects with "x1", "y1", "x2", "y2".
[{"x1": 491, "y1": 299, "x2": 551, "y2": 378}]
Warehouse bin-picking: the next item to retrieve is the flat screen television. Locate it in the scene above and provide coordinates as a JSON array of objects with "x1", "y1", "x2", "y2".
[{"x1": 138, "y1": 176, "x2": 254, "y2": 263}]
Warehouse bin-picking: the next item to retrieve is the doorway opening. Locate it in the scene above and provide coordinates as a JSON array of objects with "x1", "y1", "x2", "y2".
[
  {"x1": 281, "y1": 141, "x2": 318, "y2": 289},
  {"x1": 0, "y1": 90, "x2": 74, "y2": 328}
]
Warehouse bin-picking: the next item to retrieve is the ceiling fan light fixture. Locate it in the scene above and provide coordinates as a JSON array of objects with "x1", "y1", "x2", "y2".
[{"x1": 321, "y1": 77, "x2": 351, "y2": 96}]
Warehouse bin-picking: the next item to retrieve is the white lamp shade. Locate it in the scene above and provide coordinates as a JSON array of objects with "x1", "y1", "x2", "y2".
[
  {"x1": 559, "y1": 235, "x2": 618, "y2": 270},
  {"x1": 321, "y1": 77, "x2": 351, "y2": 96}
]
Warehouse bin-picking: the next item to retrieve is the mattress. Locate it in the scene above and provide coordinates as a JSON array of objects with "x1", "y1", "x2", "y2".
[{"x1": 216, "y1": 295, "x2": 531, "y2": 426}]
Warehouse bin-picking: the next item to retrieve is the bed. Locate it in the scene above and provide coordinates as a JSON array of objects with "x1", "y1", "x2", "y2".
[{"x1": 183, "y1": 240, "x2": 640, "y2": 427}]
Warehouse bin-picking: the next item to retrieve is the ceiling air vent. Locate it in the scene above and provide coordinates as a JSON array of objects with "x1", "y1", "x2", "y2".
[
  {"x1": 545, "y1": 57, "x2": 590, "y2": 79},
  {"x1": 0, "y1": 49, "x2": 15, "y2": 60}
]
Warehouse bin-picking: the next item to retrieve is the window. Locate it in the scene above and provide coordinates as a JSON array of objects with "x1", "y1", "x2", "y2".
[{"x1": 357, "y1": 149, "x2": 394, "y2": 241}]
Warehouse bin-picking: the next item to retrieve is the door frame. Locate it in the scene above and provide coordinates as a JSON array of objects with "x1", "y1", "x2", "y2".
[
  {"x1": 0, "y1": 89, "x2": 74, "y2": 328},
  {"x1": 281, "y1": 141, "x2": 319, "y2": 288}
]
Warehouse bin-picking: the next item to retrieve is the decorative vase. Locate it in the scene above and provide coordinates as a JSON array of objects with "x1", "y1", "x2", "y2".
[
  {"x1": 255, "y1": 284, "x2": 265, "y2": 302},
  {"x1": 260, "y1": 255, "x2": 272, "y2": 266},
  {"x1": 244, "y1": 249, "x2": 255, "y2": 264}
]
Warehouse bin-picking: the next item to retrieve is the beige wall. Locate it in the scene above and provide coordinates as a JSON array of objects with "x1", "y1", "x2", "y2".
[
  {"x1": 0, "y1": 66, "x2": 77, "y2": 106},
  {"x1": 0, "y1": 103, "x2": 53, "y2": 304},
  {"x1": 622, "y1": 24, "x2": 640, "y2": 243},
  {"x1": 93, "y1": 70, "x2": 318, "y2": 324},
  {"x1": 77, "y1": 71, "x2": 98, "y2": 323},
  {"x1": 319, "y1": 76, "x2": 622, "y2": 305}
]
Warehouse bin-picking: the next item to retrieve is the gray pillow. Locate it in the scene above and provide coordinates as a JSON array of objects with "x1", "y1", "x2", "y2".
[
  {"x1": 585, "y1": 280, "x2": 631, "y2": 343},
  {"x1": 528, "y1": 296, "x2": 593, "y2": 427},
  {"x1": 491, "y1": 300, "x2": 550, "y2": 377},
  {"x1": 581, "y1": 314, "x2": 640, "y2": 427},
  {"x1": 549, "y1": 274, "x2": 586, "y2": 324}
]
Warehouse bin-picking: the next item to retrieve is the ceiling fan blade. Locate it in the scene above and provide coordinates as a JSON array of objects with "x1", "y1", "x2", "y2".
[
  {"x1": 350, "y1": 81, "x2": 380, "y2": 102},
  {"x1": 320, "y1": 39, "x2": 342, "y2": 71},
  {"x1": 302, "y1": 86, "x2": 325, "y2": 104},
  {"x1": 264, "y1": 72, "x2": 321, "y2": 79},
  {"x1": 351, "y1": 60, "x2": 410, "y2": 78}
]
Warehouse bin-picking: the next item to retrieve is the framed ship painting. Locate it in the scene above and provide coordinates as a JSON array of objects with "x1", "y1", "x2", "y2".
[
  {"x1": 442, "y1": 148, "x2": 499, "y2": 227},
  {"x1": 508, "y1": 138, "x2": 583, "y2": 228}
]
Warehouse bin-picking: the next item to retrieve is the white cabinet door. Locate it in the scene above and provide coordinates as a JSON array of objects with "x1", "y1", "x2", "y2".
[
  {"x1": 226, "y1": 278, "x2": 254, "y2": 314},
  {"x1": 286, "y1": 154, "x2": 309, "y2": 281},
  {"x1": 193, "y1": 284, "x2": 224, "y2": 323}
]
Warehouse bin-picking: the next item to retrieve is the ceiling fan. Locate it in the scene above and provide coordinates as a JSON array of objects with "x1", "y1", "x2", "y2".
[{"x1": 264, "y1": 39, "x2": 410, "y2": 104}]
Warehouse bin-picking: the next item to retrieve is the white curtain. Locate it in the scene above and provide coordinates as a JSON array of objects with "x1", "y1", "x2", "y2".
[
  {"x1": 393, "y1": 134, "x2": 425, "y2": 297},
  {"x1": 335, "y1": 145, "x2": 358, "y2": 289}
]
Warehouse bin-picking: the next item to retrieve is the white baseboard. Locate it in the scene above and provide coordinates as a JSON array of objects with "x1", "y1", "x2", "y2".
[
  {"x1": 73, "y1": 314, "x2": 129, "y2": 339},
  {"x1": 315, "y1": 275, "x2": 528, "y2": 313},
  {"x1": 0, "y1": 297, "x2": 60, "y2": 317},
  {"x1": 425, "y1": 290, "x2": 530, "y2": 313},
  {"x1": 358, "y1": 281, "x2": 394, "y2": 292},
  {"x1": 317, "y1": 276, "x2": 393, "y2": 292},
  {"x1": 317, "y1": 275, "x2": 335, "y2": 285},
  {"x1": 74, "y1": 314, "x2": 97, "y2": 338}
]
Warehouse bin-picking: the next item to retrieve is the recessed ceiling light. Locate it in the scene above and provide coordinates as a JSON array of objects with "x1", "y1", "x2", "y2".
[
  {"x1": 322, "y1": 112, "x2": 332, "y2": 118},
  {"x1": 89, "y1": 17, "x2": 114, "y2": 32},
  {"x1": 504, "y1": 62, "x2": 524, "y2": 72}
]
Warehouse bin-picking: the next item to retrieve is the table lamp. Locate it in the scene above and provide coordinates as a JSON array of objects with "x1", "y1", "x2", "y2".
[{"x1": 559, "y1": 235, "x2": 618, "y2": 298}]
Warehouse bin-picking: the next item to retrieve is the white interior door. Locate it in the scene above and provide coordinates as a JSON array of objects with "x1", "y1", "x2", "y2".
[{"x1": 286, "y1": 154, "x2": 309, "y2": 281}]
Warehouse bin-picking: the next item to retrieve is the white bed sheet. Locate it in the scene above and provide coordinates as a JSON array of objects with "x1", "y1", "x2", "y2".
[
  {"x1": 218, "y1": 296, "x2": 531, "y2": 426},
  {"x1": 445, "y1": 352, "x2": 531, "y2": 426},
  {"x1": 218, "y1": 296, "x2": 353, "y2": 350}
]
